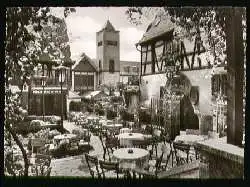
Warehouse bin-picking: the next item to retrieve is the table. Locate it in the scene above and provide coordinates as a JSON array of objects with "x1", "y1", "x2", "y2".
[
  {"x1": 120, "y1": 128, "x2": 131, "y2": 134},
  {"x1": 118, "y1": 133, "x2": 144, "y2": 147},
  {"x1": 103, "y1": 123, "x2": 123, "y2": 129},
  {"x1": 53, "y1": 134, "x2": 77, "y2": 145},
  {"x1": 174, "y1": 134, "x2": 205, "y2": 145},
  {"x1": 113, "y1": 148, "x2": 149, "y2": 170},
  {"x1": 87, "y1": 116, "x2": 99, "y2": 120}
]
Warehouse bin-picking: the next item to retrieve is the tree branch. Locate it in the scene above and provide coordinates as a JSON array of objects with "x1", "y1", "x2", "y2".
[{"x1": 4, "y1": 122, "x2": 29, "y2": 176}]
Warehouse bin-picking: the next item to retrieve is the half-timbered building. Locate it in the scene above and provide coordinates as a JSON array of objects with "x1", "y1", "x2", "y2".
[{"x1": 136, "y1": 16, "x2": 227, "y2": 136}]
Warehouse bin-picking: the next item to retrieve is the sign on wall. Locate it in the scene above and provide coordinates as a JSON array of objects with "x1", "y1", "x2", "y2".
[{"x1": 32, "y1": 90, "x2": 66, "y2": 95}]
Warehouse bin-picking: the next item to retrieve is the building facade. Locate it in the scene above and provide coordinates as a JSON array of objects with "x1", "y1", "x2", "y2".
[
  {"x1": 96, "y1": 20, "x2": 120, "y2": 87},
  {"x1": 120, "y1": 60, "x2": 140, "y2": 84},
  {"x1": 137, "y1": 16, "x2": 227, "y2": 135},
  {"x1": 72, "y1": 53, "x2": 97, "y2": 94},
  {"x1": 28, "y1": 61, "x2": 72, "y2": 118}
]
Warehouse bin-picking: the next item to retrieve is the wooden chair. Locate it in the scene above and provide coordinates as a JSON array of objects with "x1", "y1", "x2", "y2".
[
  {"x1": 85, "y1": 154, "x2": 101, "y2": 179},
  {"x1": 133, "y1": 152, "x2": 164, "y2": 179},
  {"x1": 99, "y1": 160, "x2": 121, "y2": 179},
  {"x1": 173, "y1": 142, "x2": 191, "y2": 166},
  {"x1": 105, "y1": 137, "x2": 120, "y2": 160},
  {"x1": 193, "y1": 144, "x2": 200, "y2": 160},
  {"x1": 99, "y1": 134, "x2": 109, "y2": 161}
]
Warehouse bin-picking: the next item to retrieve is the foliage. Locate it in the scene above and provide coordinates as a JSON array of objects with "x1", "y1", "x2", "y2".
[
  {"x1": 69, "y1": 101, "x2": 82, "y2": 111},
  {"x1": 5, "y1": 7, "x2": 75, "y2": 176},
  {"x1": 110, "y1": 96, "x2": 123, "y2": 103},
  {"x1": 138, "y1": 109, "x2": 151, "y2": 124},
  {"x1": 125, "y1": 7, "x2": 246, "y2": 67},
  {"x1": 95, "y1": 107, "x2": 105, "y2": 116},
  {"x1": 120, "y1": 109, "x2": 134, "y2": 122},
  {"x1": 106, "y1": 110, "x2": 117, "y2": 120}
]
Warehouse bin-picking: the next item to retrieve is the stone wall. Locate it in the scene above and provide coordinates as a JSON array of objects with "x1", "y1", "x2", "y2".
[
  {"x1": 158, "y1": 161, "x2": 200, "y2": 179},
  {"x1": 197, "y1": 138, "x2": 244, "y2": 179}
]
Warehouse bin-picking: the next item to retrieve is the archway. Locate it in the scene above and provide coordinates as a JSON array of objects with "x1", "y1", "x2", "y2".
[{"x1": 180, "y1": 95, "x2": 199, "y2": 130}]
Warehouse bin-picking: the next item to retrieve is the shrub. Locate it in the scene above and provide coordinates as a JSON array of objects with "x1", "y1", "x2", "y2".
[
  {"x1": 86, "y1": 105, "x2": 93, "y2": 113},
  {"x1": 110, "y1": 96, "x2": 123, "y2": 103},
  {"x1": 95, "y1": 108, "x2": 105, "y2": 116},
  {"x1": 139, "y1": 110, "x2": 151, "y2": 124},
  {"x1": 106, "y1": 110, "x2": 117, "y2": 120},
  {"x1": 69, "y1": 101, "x2": 82, "y2": 112},
  {"x1": 30, "y1": 120, "x2": 43, "y2": 131},
  {"x1": 120, "y1": 110, "x2": 134, "y2": 122}
]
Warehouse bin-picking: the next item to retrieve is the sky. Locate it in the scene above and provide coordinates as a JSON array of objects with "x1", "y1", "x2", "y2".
[{"x1": 51, "y1": 7, "x2": 151, "y2": 62}]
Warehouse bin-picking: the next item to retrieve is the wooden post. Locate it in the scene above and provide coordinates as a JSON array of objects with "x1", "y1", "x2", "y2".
[{"x1": 226, "y1": 8, "x2": 244, "y2": 146}]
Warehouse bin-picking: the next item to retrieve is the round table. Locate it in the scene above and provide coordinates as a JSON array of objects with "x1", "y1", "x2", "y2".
[
  {"x1": 113, "y1": 148, "x2": 149, "y2": 170},
  {"x1": 174, "y1": 134, "x2": 204, "y2": 145},
  {"x1": 118, "y1": 133, "x2": 144, "y2": 147}
]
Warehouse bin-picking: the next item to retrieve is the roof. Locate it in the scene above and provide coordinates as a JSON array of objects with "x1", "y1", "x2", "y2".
[
  {"x1": 68, "y1": 90, "x2": 81, "y2": 99},
  {"x1": 137, "y1": 16, "x2": 175, "y2": 45},
  {"x1": 98, "y1": 20, "x2": 117, "y2": 32},
  {"x1": 72, "y1": 53, "x2": 97, "y2": 72}
]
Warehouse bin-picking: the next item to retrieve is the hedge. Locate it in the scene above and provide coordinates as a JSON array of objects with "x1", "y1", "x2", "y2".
[
  {"x1": 69, "y1": 101, "x2": 82, "y2": 112},
  {"x1": 106, "y1": 110, "x2": 117, "y2": 120},
  {"x1": 120, "y1": 110, "x2": 134, "y2": 122}
]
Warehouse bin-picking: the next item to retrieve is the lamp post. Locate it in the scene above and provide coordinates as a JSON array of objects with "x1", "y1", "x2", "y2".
[
  {"x1": 41, "y1": 75, "x2": 47, "y2": 121},
  {"x1": 56, "y1": 65, "x2": 68, "y2": 130}
]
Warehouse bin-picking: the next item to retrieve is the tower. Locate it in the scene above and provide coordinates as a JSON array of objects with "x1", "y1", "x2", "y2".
[{"x1": 96, "y1": 20, "x2": 120, "y2": 87}]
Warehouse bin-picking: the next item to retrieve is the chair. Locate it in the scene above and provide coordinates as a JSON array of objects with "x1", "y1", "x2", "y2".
[
  {"x1": 133, "y1": 139, "x2": 148, "y2": 149},
  {"x1": 99, "y1": 134, "x2": 107, "y2": 161},
  {"x1": 85, "y1": 154, "x2": 101, "y2": 179},
  {"x1": 173, "y1": 142, "x2": 191, "y2": 166},
  {"x1": 133, "y1": 152, "x2": 164, "y2": 179},
  {"x1": 132, "y1": 128, "x2": 143, "y2": 133},
  {"x1": 99, "y1": 160, "x2": 121, "y2": 179},
  {"x1": 193, "y1": 144, "x2": 200, "y2": 160}
]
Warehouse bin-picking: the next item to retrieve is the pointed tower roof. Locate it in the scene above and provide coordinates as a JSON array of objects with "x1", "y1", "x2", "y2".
[{"x1": 99, "y1": 20, "x2": 116, "y2": 32}]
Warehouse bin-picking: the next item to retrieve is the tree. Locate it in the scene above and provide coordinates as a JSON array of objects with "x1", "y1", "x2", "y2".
[
  {"x1": 126, "y1": 7, "x2": 246, "y2": 145},
  {"x1": 126, "y1": 7, "x2": 246, "y2": 67},
  {"x1": 5, "y1": 7, "x2": 75, "y2": 176}
]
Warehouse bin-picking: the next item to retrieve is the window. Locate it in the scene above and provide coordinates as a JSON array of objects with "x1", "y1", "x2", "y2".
[
  {"x1": 132, "y1": 66, "x2": 138, "y2": 73},
  {"x1": 106, "y1": 40, "x2": 117, "y2": 46},
  {"x1": 98, "y1": 41, "x2": 102, "y2": 46},
  {"x1": 99, "y1": 60, "x2": 101, "y2": 70},
  {"x1": 124, "y1": 66, "x2": 130, "y2": 73},
  {"x1": 109, "y1": 60, "x2": 115, "y2": 73}
]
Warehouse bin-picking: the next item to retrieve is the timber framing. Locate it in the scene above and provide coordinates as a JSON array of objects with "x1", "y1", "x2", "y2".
[{"x1": 138, "y1": 31, "x2": 208, "y2": 76}]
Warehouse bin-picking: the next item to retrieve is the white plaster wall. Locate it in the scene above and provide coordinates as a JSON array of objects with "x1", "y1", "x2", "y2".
[
  {"x1": 102, "y1": 72, "x2": 120, "y2": 87},
  {"x1": 140, "y1": 73, "x2": 167, "y2": 107}
]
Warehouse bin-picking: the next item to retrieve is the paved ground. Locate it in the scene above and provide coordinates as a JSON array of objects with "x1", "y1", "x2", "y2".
[
  {"x1": 50, "y1": 121, "x2": 105, "y2": 177},
  {"x1": 50, "y1": 120, "x2": 183, "y2": 177}
]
